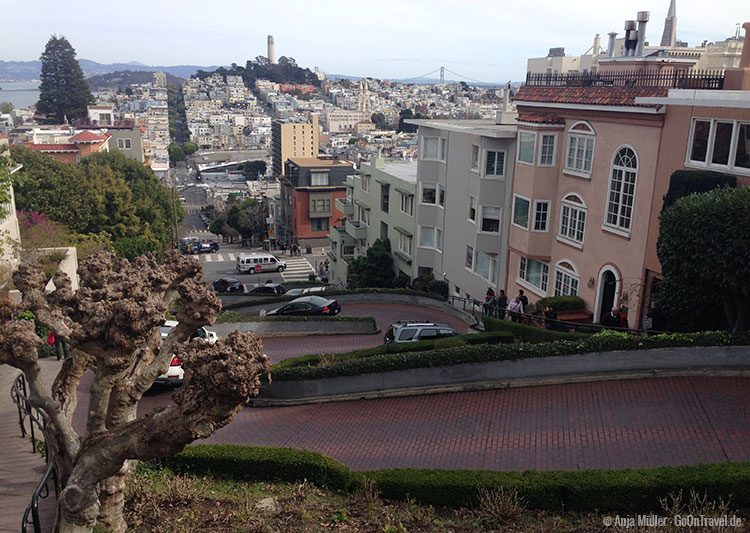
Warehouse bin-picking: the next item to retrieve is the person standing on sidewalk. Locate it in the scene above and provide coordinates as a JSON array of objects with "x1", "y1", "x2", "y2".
[{"x1": 496, "y1": 289, "x2": 508, "y2": 319}]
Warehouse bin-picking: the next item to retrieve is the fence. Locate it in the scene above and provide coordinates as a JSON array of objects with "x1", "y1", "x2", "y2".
[
  {"x1": 525, "y1": 70, "x2": 725, "y2": 90},
  {"x1": 10, "y1": 373, "x2": 59, "y2": 533}
]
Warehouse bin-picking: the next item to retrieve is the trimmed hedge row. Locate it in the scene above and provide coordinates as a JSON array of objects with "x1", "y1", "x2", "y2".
[
  {"x1": 215, "y1": 311, "x2": 375, "y2": 324},
  {"x1": 271, "y1": 330, "x2": 742, "y2": 382},
  {"x1": 484, "y1": 316, "x2": 590, "y2": 342},
  {"x1": 222, "y1": 288, "x2": 447, "y2": 310},
  {"x1": 272, "y1": 330, "x2": 515, "y2": 372},
  {"x1": 535, "y1": 295, "x2": 585, "y2": 312},
  {"x1": 147, "y1": 444, "x2": 750, "y2": 513},
  {"x1": 368, "y1": 463, "x2": 750, "y2": 512},
  {"x1": 151, "y1": 444, "x2": 363, "y2": 493}
]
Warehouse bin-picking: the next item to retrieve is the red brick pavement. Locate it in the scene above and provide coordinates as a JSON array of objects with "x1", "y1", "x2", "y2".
[
  {"x1": 202, "y1": 376, "x2": 750, "y2": 472},
  {"x1": 262, "y1": 302, "x2": 470, "y2": 362}
]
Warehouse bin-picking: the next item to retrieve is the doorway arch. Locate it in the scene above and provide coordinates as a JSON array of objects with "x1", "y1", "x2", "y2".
[{"x1": 594, "y1": 265, "x2": 620, "y2": 323}]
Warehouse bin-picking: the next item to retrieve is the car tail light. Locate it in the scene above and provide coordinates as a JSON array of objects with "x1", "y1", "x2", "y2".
[
  {"x1": 170, "y1": 356, "x2": 181, "y2": 366},
  {"x1": 322, "y1": 306, "x2": 329, "y2": 314}
]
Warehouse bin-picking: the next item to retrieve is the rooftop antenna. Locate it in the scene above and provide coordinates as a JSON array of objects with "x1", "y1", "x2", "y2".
[{"x1": 737, "y1": 23, "x2": 742, "y2": 39}]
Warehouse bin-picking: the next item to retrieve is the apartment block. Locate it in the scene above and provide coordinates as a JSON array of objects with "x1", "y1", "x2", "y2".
[
  {"x1": 328, "y1": 154, "x2": 417, "y2": 286},
  {"x1": 271, "y1": 114, "x2": 320, "y2": 177}
]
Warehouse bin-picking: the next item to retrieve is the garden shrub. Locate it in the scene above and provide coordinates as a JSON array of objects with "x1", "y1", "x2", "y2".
[
  {"x1": 535, "y1": 295, "x2": 585, "y2": 312},
  {"x1": 484, "y1": 316, "x2": 589, "y2": 342},
  {"x1": 662, "y1": 169, "x2": 736, "y2": 210},
  {"x1": 434, "y1": 337, "x2": 467, "y2": 349}
]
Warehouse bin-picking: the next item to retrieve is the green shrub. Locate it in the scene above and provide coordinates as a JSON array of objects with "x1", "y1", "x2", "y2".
[
  {"x1": 434, "y1": 337, "x2": 467, "y2": 349},
  {"x1": 152, "y1": 445, "x2": 364, "y2": 493},
  {"x1": 535, "y1": 295, "x2": 585, "y2": 312},
  {"x1": 271, "y1": 330, "x2": 741, "y2": 382},
  {"x1": 368, "y1": 462, "x2": 750, "y2": 512},
  {"x1": 484, "y1": 317, "x2": 589, "y2": 342},
  {"x1": 662, "y1": 169, "x2": 736, "y2": 210}
]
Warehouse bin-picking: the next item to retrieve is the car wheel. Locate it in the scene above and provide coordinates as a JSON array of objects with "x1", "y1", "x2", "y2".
[{"x1": 277, "y1": 266, "x2": 285, "y2": 272}]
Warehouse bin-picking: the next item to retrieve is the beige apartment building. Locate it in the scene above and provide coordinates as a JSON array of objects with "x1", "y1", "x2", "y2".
[{"x1": 271, "y1": 114, "x2": 320, "y2": 177}]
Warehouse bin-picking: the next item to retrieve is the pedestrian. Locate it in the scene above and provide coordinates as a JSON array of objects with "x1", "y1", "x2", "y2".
[
  {"x1": 483, "y1": 287, "x2": 496, "y2": 316},
  {"x1": 281, "y1": 242, "x2": 287, "y2": 255},
  {"x1": 508, "y1": 297, "x2": 524, "y2": 323},
  {"x1": 496, "y1": 289, "x2": 508, "y2": 319},
  {"x1": 324, "y1": 258, "x2": 330, "y2": 271},
  {"x1": 543, "y1": 306, "x2": 558, "y2": 330},
  {"x1": 601, "y1": 307, "x2": 621, "y2": 329}
]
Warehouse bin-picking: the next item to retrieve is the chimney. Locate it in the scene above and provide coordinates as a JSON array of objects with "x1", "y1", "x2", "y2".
[
  {"x1": 636, "y1": 11, "x2": 650, "y2": 57},
  {"x1": 724, "y1": 22, "x2": 750, "y2": 90},
  {"x1": 607, "y1": 32, "x2": 618, "y2": 57},
  {"x1": 624, "y1": 20, "x2": 638, "y2": 57},
  {"x1": 593, "y1": 33, "x2": 602, "y2": 55}
]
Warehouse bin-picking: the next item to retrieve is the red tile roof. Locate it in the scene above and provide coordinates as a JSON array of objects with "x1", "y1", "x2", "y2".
[
  {"x1": 517, "y1": 112, "x2": 565, "y2": 125},
  {"x1": 69, "y1": 130, "x2": 109, "y2": 143},
  {"x1": 514, "y1": 86, "x2": 669, "y2": 107},
  {"x1": 24, "y1": 143, "x2": 79, "y2": 152}
]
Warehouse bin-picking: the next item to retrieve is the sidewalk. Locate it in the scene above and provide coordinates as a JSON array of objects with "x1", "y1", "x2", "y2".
[{"x1": 0, "y1": 359, "x2": 61, "y2": 533}]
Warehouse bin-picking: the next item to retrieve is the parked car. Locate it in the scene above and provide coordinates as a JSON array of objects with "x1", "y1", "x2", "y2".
[
  {"x1": 247, "y1": 282, "x2": 286, "y2": 295},
  {"x1": 212, "y1": 277, "x2": 244, "y2": 293},
  {"x1": 236, "y1": 253, "x2": 287, "y2": 273},
  {"x1": 155, "y1": 321, "x2": 218, "y2": 386},
  {"x1": 284, "y1": 286, "x2": 327, "y2": 297},
  {"x1": 200, "y1": 240, "x2": 220, "y2": 253},
  {"x1": 179, "y1": 237, "x2": 200, "y2": 254},
  {"x1": 384, "y1": 321, "x2": 459, "y2": 344},
  {"x1": 265, "y1": 295, "x2": 341, "y2": 316}
]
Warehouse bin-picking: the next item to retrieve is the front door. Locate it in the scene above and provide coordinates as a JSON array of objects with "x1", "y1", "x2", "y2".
[{"x1": 598, "y1": 270, "x2": 617, "y2": 322}]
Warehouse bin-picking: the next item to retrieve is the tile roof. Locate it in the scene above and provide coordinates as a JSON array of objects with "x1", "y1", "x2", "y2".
[
  {"x1": 517, "y1": 112, "x2": 565, "y2": 125},
  {"x1": 24, "y1": 143, "x2": 79, "y2": 152},
  {"x1": 69, "y1": 130, "x2": 109, "y2": 143},
  {"x1": 514, "y1": 86, "x2": 669, "y2": 107}
]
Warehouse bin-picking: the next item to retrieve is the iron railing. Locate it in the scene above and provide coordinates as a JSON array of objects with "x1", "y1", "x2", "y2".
[
  {"x1": 11, "y1": 373, "x2": 59, "y2": 533},
  {"x1": 524, "y1": 69, "x2": 725, "y2": 90}
]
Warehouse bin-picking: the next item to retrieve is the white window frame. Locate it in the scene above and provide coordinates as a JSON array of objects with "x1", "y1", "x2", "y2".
[
  {"x1": 554, "y1": 261, "x2": 580, "y2": 297},
  {"x1": 685, "y1": 118, "x2": 750, "y2": 176},
  {"x1": 310, "y1": 217, "x2": 330, "y2": 232},
  {"x1": 557, "y1": 194, "x2": 587, "y2": 248},
  {"x1": 465, "y1": 245, "x2": 474, "y2": 270},
  {"x1": 484, "y1": 150, "x2": 506, "y2": 178},
  {"x1": 361, "y1": 174, "x2": 370, "y2": 192},
  {"x1": 474, "y1": 249, "x2": 497, "y2": 284},
  {"x1": 311, "y1": 172, "x2": 330, "y2": 186},
  {"x1": 116, "y1": 138, "x2": 132, "y2": 150},
  {"x1": 470, "y1": 144, "x2": 480, "y2": 171},
  {"x1": 517, "y1": 256, "x2": 549, "y2": 296},
  {"x1": 399, "y1": 192, "x2": 414, "y2": 216},
  {"x1": 418, "y1": 225, "x2": 443, "y2": 252},
  {"x1": 479, "y1": 205, "x2": 502, "y2": 234},
  {"x1": 398, "y1": 232, "x2": 413, "y2": 257},
  {"x1": 357, "y1": 205, "x2": 370, "y2": 226},
  {"x1": 511, "y1": 194, "x2": 531, "y2": 230},
  {"x1": 517, "y1": 131, "x2": 536, "y2": 166},
  {"x1": 421, "y1": 136, "x2": 447, "y2": 162},
  {"x1": 532, "y1": 200, "x2": 550, "y2": 232},
  {"x1": 420, "y1": 182, "x2": 439, "y2": 205},
  {"x1": 564, "y1": 121, "x2": 596, "y2": 178},
  {"x1": 467, "y1": 195, "x2": 477, "y2": 223},
  {"x1": 538, "y1": 133, "x2": 556, "y2": 166},
  {"x1": 603, "y1": 146, "x2": 638, "y2": 236}
]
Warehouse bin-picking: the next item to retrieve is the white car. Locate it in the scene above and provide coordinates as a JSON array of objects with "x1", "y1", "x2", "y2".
[{"x1": 155, "y1": 320, "x2": 218, "y2": 386}]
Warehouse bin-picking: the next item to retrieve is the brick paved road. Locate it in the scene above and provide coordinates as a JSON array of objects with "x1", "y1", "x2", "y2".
[
  {"x1": 125, "y1": 376, "x2": 750, "y2": 472},
  {"x1": 262, "y1": 302, "x2": 470, "y2": 362}
]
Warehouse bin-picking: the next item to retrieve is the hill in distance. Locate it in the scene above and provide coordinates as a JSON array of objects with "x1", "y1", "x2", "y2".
[
  {"x1": 0, "y1": 59, "x2": 220, "y2": 82},
  {"x1": 86, "y1": 70, "x2": 185, "y2": 90}
]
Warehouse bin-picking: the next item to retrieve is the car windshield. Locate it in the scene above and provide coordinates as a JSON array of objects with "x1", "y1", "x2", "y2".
[{"x1": 300, "y1": 296, "x2": 328, "y2": 305}]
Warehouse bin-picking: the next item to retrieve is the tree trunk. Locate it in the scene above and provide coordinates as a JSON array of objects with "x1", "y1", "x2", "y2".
[{"x1": 96, "y1": 462, "x2": 133, "y2": 533}]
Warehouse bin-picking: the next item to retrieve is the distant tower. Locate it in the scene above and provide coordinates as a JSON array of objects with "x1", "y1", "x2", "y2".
[
  {"x1": 153, "y1": 71, "x2": 166, "y2": 88},
  {"x1": 660, "y1": 0, "x2": 677, "y2": 47},
  {"x1": 357, "y1": 79, "x2": 371, "y2": 113},
  {"x1": 267, "y1": 35, "x2": 276, "y2": 64}
]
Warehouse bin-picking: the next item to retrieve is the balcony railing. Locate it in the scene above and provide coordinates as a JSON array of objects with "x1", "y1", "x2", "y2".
[
  {"x1": 524, "y1": 69, "x2": 725, "y2": 90},
  {"x1": 345, "y1": 219, "x2": 368, "y2": 239},
  {"x1": 335, "y1": 197, "x2": 354, "y2": 216}
]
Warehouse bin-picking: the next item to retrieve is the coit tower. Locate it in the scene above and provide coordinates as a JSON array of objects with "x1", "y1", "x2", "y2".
[{"x1": 267, "y1": 35, "x2": 276, "y2": 64}]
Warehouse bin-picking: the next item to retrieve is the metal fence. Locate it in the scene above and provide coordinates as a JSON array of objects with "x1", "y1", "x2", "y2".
[
  {"x1": 11, "y1": 373, "x2": 59, "y2": 533},
  {"x1": 524, "y1": 70, "x2": 725, "y2": 90}
]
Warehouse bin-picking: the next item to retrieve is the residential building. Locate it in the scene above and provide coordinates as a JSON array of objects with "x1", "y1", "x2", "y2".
[
  {"x1": 279, "y1": 156, "x2": 354, "y2": 246},
  {"x1": 322, "y1": 109, "x2": 370, "y2": 134},
  {"x1": 271, "y1": 114, "x2": 320, "y2": 177},
  {"x1": 508, "y1": 11, "x2": 739, "y2": 325},
  {"x1": 328, "y1": 153, "x2": 417, "y2": 286},
  {"x1": 22, "y1": 130, "x2": 110, "y2": 164},
  {"x1": 1, "y1": 136, "x2": 21, "y2": 269},
  {"x1": 407, "y1": 110, "x2": 518, "y2": 302}
]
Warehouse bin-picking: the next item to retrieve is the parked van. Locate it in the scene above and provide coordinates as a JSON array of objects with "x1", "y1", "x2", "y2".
[{"x1": 236, "y1": 253, "x2": 287, "y2": 273}]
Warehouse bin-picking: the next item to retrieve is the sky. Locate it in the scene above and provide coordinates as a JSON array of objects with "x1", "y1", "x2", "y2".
[{"x1": 0, "y1": 0, "x2": 745, "y2": 82}]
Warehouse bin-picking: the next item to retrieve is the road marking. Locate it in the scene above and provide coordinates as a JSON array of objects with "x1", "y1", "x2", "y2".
[
  {"x1": 228, "y1": 253, "x2": 235, "y2": 261},
  {"x1": 205, "y1": 255, "x2": 212, "y2": 262},
  {"x1": 215, "y1": 254, "x2": 224, "y2": 262}
]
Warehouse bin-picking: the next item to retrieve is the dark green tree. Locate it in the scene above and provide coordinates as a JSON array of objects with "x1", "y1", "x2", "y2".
[
  {"x1": 370, "y1": 112, "x2": 390, "y2": 130},
  {"x1": 226, "y1": 199, "x2": 266, "y2": 242},
  {"x1": 168, "y1": 143, "x2": 186, "y2": 164},
  {"x1": 0, "y1": 102, "x2": 13, "y2": 114},
  {"x1": 36, "y1": 35, "x2": 94, "y2": 123},
  {"x1": 112, "y1": 235, "x2": 158, "y2": 260},
  {"x1": 347, "y1": 238, "x2": 395, "y2": 288},
  {"x1": 242, "y1": 160, "x2": 267, "y2": 179},
  {"x1": 657, "y1": 186, "x2": 750, "y2": 333},
  {"x1": 397, "y1": 108, "x2": 423, "y2": 133},
  {"x1": 81, "y1": 162, "x2": 141, "y2": 239},
  {"x1": 181, "y1": 141, "x2": 199, "y2": 155}
]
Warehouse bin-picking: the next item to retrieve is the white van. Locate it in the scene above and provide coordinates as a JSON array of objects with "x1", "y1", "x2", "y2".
[{"x1": 236, "y1": 253, "x2": 287, "y2": 273}]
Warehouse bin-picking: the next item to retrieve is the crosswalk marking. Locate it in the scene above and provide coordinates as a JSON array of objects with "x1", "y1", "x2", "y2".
[
  {"x1": 281, "y1": 257, "x2": 316, "y2": 281},
  {"x1": 204, "y1": 255, "x2": 212, "y2": 262}
]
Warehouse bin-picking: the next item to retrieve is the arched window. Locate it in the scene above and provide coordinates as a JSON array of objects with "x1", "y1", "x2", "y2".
[
  {"x1": 554, "y1": 260, "x2": 579, "y2": 296},
  {"x1": 605, "y1": 146, "x2": 638, "y2": 233},
  {"x1": 565, "y1": 121, "x2": 596, "y2": 175},
  {"x1": 558, "y1": 193, "x2": 587, "y2": 247}
]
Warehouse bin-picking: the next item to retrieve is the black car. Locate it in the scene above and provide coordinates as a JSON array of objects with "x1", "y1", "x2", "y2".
[
  {"x1": 266, "y1": 296, "x2": 341, "y2": 316},
  {"x1": 213, "y1": 277, "x2": 243, "y2": 293},
  {"x1": 247, "y1": 283, "x2": 286, "y2": 295},
  {"x1": 200, "y1": 241, "x2": 220, "y2": 253}
]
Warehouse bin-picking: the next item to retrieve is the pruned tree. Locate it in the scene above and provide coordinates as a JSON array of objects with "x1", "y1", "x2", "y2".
[{"x1": 0, "y1": 251, "x2": 270, "y2": 532}]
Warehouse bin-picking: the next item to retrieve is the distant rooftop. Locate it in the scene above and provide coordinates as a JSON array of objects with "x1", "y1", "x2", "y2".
[
  {"x1": 364, "y1": 159, "x2": 418, "y2": 183},
  {"x1": 514, "y1": 86, "x2": 669, "y2": 108},
  {"x1": 524, "y1": 70, "x2": 725, "y2": 91},
  {"x1": 404, "y1": 119, "x2": 517, "y2": 138},
  {"x1": 287, "y1": 157, "x2": 353, "y2": 168}
]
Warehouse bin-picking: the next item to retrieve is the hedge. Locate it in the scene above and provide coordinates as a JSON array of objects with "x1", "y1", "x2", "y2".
[
  {"x1": 368, "y1": 463, "x2": 750, "y2": 512},
  {"x1": 535, "y1": 295, "x2": 585, "y2": 312},
  {"x1": 484, "y1": 316, "x2": 590, "y2": 342},
  {"x1": 221, "y1": 288, "x2": 447, "y2": 310},
  {"x1": 215, "y1": 311, "x2": 375, "y2": 324},
  {"x1": 271, "y1": 330, "x2": 743, "y2": 382},
  {"x1": 150, "y1": 444, "x2": 363, "y2": 493},
  {"x1": 272, "y1": 330, "x2": 515, "y2": 372},
  {"x1": 662, "y1": 169, "x2": 737, "y2": 210},
  {"x1": 145, "y1": 444, "x2": 750, "y2": 513}
]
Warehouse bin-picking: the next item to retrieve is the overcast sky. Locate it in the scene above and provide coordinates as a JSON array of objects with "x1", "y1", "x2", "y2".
[{"x1": 1, "y1": 0, "x2": 745, "y2": 82}]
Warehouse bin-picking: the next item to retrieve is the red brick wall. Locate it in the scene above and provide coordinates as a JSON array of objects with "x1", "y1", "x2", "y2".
[{"x1": 291, "y1": 188, "x2": 347, "y2": 239}]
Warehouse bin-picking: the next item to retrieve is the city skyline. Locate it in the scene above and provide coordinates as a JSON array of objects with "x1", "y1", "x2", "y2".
[{"x1": 0, "y1": 0, "x2": 746, "y2": 82}]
